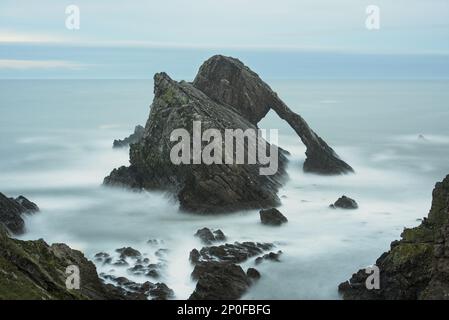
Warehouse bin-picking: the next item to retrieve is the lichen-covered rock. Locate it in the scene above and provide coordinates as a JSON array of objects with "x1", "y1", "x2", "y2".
[
  {"x1": 113, "y1": 125, "x2": 145, "y2": 148},
  {"x1": 0, "y1": 226, "x2": 126, "y2": 300},
  {"x1": 0, "y1": 193, "x2": 39, "y2": 234},
  {"x1": 193, "y1": 55, "x2": 353, "y2": 175},
  {"x1": 339, "y1": 174, "x2": 449, "y2": 300},
  {"x1": 260, "y1": 208, "x2": 288, "y2": 225},
  {"x1": 105, "y1": 71, "x2": 288, "y2": 213}
]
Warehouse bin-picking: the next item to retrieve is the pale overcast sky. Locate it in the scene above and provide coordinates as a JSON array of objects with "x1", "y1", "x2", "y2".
[{"x1": 1, "y1": 0, "x2": 449, "y2": 78}]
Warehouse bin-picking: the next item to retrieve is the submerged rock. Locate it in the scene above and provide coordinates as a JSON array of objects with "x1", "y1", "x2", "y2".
[
  {"x1": 195, "y1": 227, "x2": 227, "y2": 244},
  {"x1": 0, "y1": 193, "x2": 39, "y2": 234},
  {"x1": 0, "y1": 225, "x2": 126, "y2": 300},
  {"x1": 330, "y1": 196, "x2": 358, "y2": 209},
  {"x1": 339, "y1": 174, "x2": 449, "y2": 300},
  {"x1": 255, "y1": 251, "x2": 283, "y2": 264},
  {"x1": 113, "y1": 125, "x2": 145, "y2": 148},
  {"x1": 259, "y1": 208, "x2": 288, "y2": 226}
]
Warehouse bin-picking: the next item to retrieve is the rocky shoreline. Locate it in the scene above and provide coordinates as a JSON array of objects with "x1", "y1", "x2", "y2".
[
  {"x1": 339, "y1": 174, "x2": 449, "y2": 300},
  {"x1": 0, "y1": 193, "x2": 39, "y2": 235}
]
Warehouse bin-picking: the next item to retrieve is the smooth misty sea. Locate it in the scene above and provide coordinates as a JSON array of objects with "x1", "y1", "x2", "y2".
[{"x1": 1, "y1": 79, "x2": 449, "y2": 299}]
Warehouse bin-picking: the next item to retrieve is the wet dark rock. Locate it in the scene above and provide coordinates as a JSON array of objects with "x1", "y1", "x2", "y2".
[
  {"x1": 112, "y1": 259, "x2": 129, "y2": 266},
  {"x1": 146, "y1": 269, "x2": 160, "y2": 278},
  {"x1": 127, "y1": 264, "x2": 146, "y2": 275},
  {"x1": 189, "y1": 248, "x2": 200, "y2": 264},
  {"x1": 247, "y1": 268, "x2": 261, "y2": 280},
  {"x1": 189, "y1": 261, "x2": 250, "y2": 300},
  {"x1": 15, "y1": 196, "x2": 39, "y2": 212},
  {"x1": 103, "y1": 166, "x2": 142, "y2": 189},
  {"x1": 100, "y1": 273, "x2": 173, "y2": 300},
  {"x1": 214, "y1": 230, "x2": 226, "y2": 241},
  {"x1": 193, "y1": 55, "x2": 353, "y2": 175},
  {"x1": 113, "y1": 125, "x2": 145, "y2": 148},
  {"x1": 195, "y1": 227, "x2": 227, "y2": 244},
  {"x1": 330, "y1": 196, "x2": 358, "y2": 210},
  {"x1": 94, "y1": 252, "x2": 113, "y2": 265},
  {"x1": 149, "y1": 282, "x2": 174, "y2": 300},
  {"x1": 116, "y1": 247, "x2": 142, "y2": 259},
  {"x1": 192, "y1": 242, "x2": 274, "y2": 264},
  {"x1": 95, "y1": 252, "x2": 110, "y2": 260},
  {"x1": 259, "y1": 208, "x2": 288, "y2": 226},
  {"x1": 0, "y1": 193, "x2": 39, "y2": 234},
  {"x1": 255, "y1": 251, "x2": 283, "y2": 265},
  {"x1": 339, "y1": 174, "x2": 449, "y2": 300}
]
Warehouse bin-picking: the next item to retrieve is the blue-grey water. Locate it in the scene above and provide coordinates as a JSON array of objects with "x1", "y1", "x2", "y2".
[{"x1": 1, "y1": 79, "x2": 449, "y2": 299}]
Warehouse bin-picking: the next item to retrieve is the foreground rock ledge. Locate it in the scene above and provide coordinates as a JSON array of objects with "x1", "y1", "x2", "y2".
[
  {"x1": 0, "y1": 226, "x2": 126, "y2": 300},
  {"x1": 339, "y1": 174, "x2": 449, "y2": 300}
]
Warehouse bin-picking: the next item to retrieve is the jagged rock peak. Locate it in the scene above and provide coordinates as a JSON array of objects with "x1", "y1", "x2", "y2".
[{"x1": 193, "y1": 55, "x2": 354, "y2": 175}]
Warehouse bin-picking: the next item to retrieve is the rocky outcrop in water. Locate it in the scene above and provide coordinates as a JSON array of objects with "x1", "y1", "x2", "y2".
[
  {"x1": 339, "y1": 174, "x2": 449, "y2": 300},
  {"x1": 188, "y1": 240, "x2": 276, "y2": 299},
  {"x1": 195, "y1": 227, "x2": 226, "y2": 244},
  {"x1": 104, "y1": 70, "x2": 288, "y2": 213},
  {"x1": 0, "y1": 225, "x2": 126, "y2": 300},
  {"x1": 189, "y1": 261, "x2": 251, "y2": 300},
  {"x1": 260, "y1": 208, "x2": 288, "y2": 225},
  {"x1": 113, "y1": 125, "x2": 145, "y2": 148},
  {"x1": 330, "y1": 196, "x2": 358, "y2": 210},
  {"x1": 100, "y1": 274, "x2": 174, "y2": 300},
  {"x1": 193, "y1": 55, "x2": 353, "y2": 175},
  {"x1": 190, "y1": 242, "x2": 274, "y2": 264},
  {"x1": 0, "y1": 193, "x2": 39, "y2": 234},
  {"x1": 104, "y1": 55, "x2": 352, "y2": 213}
]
